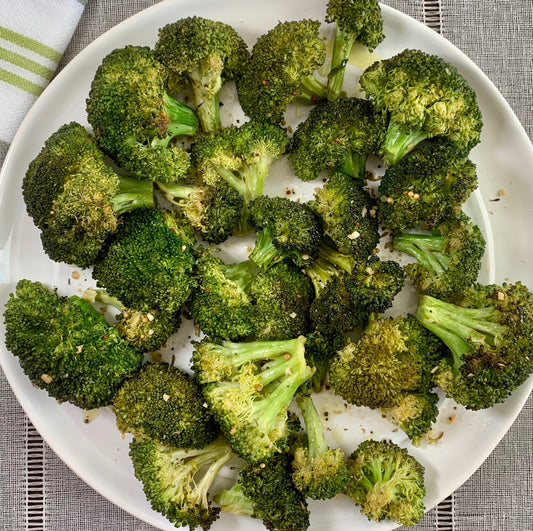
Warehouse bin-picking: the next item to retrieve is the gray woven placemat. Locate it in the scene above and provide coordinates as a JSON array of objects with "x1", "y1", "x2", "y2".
[{"x1": 1, "y1": 1, "x2": 531, "y2": 530}]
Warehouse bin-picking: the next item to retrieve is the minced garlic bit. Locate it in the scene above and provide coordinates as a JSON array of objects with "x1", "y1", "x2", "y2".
[
  {"x1": 497, "y1": 188, "x2": 507, "y2": 197},
  {"x1": 41, "y1": 374, "x2": 53, "y2": 384},
  {"x1": 76, "y1": 345, "x2": 84, "y2": 353},
  {"x1": 289, "y1": 312, "x2": 297, "y2": 319},
  {"x1": 347, "y1": 230, "x2": 360, "y2": 240},
  {"x1": 72, "y1": 270, "x2": 80, "y2": 280},
  {"x1": 285, "y1": 367, "x2": 292, "y2": 376},
  {"x1": 497, "y1": 291, "x2": 505, "y2": 301},
  {"x1": 163, "y1": 393, "x2": 171, "y2": 402},
  {"x1": 283, "y1": 353, "x2": 292, "y2": 360}
]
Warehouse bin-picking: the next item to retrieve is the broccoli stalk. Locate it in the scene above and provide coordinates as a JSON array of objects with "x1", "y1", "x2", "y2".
[
  {"x1": 153, "y1": 93, "x2": 199, "y2": 146},
  {"x1": 110, "y1": 175, "x2": 156, "y2": 214},
  {"x1": 394, "y1": 233, "x2": 449, "y2": 273},
  {"x1": 291, "y1": 395, "x2": 349, "y2": 499},
  {"x1": 193, "y1": 336, "x2": 314, "y2": 463}
]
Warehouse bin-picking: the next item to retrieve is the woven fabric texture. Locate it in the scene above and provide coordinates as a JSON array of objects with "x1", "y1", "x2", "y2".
[{"x1": 0, "y1": 1, "x2": 531, "y2": 530}]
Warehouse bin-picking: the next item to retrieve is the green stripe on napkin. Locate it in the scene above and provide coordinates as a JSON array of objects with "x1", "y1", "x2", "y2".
[
  {"x1": 0, "y1": 26, "x2": 61, "y2": 63},
  {"x1": 0, "y1": 67, "x2": 43, "y2": 96},
  {"x1": 0, "y1": 47, "x2": 54, "y2": 80}
]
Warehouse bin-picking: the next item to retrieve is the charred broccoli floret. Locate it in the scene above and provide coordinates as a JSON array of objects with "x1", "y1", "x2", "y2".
[
  {"x1": 415, "y1": 282, "x2": 533, "y2": 409},
  {"x1": 92, "y1": 209, "x2": 196, "y2": 314},
  {"x1": 191, "y1": 120, "x2": 289, "y2": 232},
  {"x1": 378, "y1": 141, "x2": 478, "y2": 232},
  {"x1": 329, "y1": 315, "x2": 444, "y2": 408},
  {"x1": 187, "y1": 249, "x2": 257, "y2": 341},
  {"x1": 214, "y1": 453, "x2": 310, "y2": 531},
  {"x1": 381, "y1": 390, "x2": 440, "y2": 446},
  {"x1": 312, "y1": 171, "x2": 380, "y2": 258},
  {"x1": 291, "y1": 395, "x2": 349, "y2": 499},
  {"x1": 345, "y1": 439, "x2": 426, "y2": 526},
  {"x1": 237, "y1": 19, "x2": 326, "y2": 124},
  {"x1": 393, "y1": 212, "x2": 486, "y2": 299},
  {"x1": 155, "y1": 16, "x2": 249, "y2": 132},
  {"x1": 22, "y1": 122, "x2": 155, "y2": 268},
  {"x1": 325, "y1": 0, "x2": 384, "y2": 100},
  {"x1": 129, "y1": 436, "x2": 233, "y2": 531},
  {"x1": 113, "y1": 362, "x2": 220, "y2": 448},
  {"x1": 82, "y1": 288, "x2": 179, "y2": 353},
  {"x1": 249, "y1": 261, "x2": 315, "y2": 341},
  {"x1": 360, "y1": 48, "x2": 483, "y2": 165},
  {"x1": 3, "y1": 279, "x2": 143, "y2": 409},
  {"x1": 86, "y1": 46, "x2": 197, "y2": 182},
  {"x1": 248, "y1": 196, "x2": 323, "y2": 270},
  {"x1": 289, "y1": 97, "x2": 387, "y2": 182},
  {"x1": 192, "y1": 336, "x2": 314, "y2": 463}
]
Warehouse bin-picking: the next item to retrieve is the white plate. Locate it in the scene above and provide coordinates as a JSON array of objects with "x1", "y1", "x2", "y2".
[{"x1": 1, "y1": 1, "x2": 532, "y2": 530}]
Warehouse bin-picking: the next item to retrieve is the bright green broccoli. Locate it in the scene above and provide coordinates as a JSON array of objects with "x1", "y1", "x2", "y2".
[
  {"x1": 381, "y1": 391, "x2": 440, "y2": 446},
  {"x1": 155, "y1": 180, "x2": 243, "y2": 243},
  {"x1": 237, "y1": 19, "x2": 326, "y2": 124},
  {"x1": 248, "y1": 196, "x2": 323, "y2": 270},
  {"x1": 393, "y1": 211, "x2": 486, "y2": 299},
  {"x1": 325, "y1": 0, "x2": 384, "y2": 100},
  {"x1": 249, "y1": 261, "x2": 315, "y2": 341},
  {"x1": 86, "y1": 45, "x2": 197, "y2": 182},
  {"x1": 82, "y1": 288, "x2": 179, "y2": 353},
  {"x1": 192, "y1": 336, "x2": 314, "y2": 463},
  {"x1": 345, "y1": 439, "x2": 426, "y2": 526},
  {"x1": 191, "y1": 120, "x2": 290, "y2": 233},
  {"x1": 214, "y1": 453, "x2": 310, "y2": 531},
  {"x1": 129, "y1": 436, "x2": 233, "y2": 531},
  {"x1": 312, "y1": 171, "x2": 380, "y2": 258},
  {"x1": 378, "y1": 141, "x2": 478, "y2": 232},
  {"x1": 415, "y1": 282, "x2": 533, "y2": 410},
  {"x1": 187, "y1": 249, "x2": 257, "y2": 340},
  {"x1": 3, "y1": 279, "x2": 143, "y2": 409},
  {"x1": 329, "y1": 314, "x2": 445, "y2": 408},
  {"x1": 290, "y1": 97, "x2": 386, "y2": 183},
  {"x1": 291, "y1": 395, "x2": 349, "y2": 499},
  {"x1": 92, "y1": 209, "x2": 196, "y2": 314},
  {"x1": 22, "y1": 122, "x2": 155, "y2": 268},
  {"x1": 359, "y1": 48, "x2": 483, "y2": 165},
  {"x1": 155, "y1": 16, "x2": 249, "y2": 133},
  {"x1": 113, "y1": 362, "x2": 220, "y2": 448}
]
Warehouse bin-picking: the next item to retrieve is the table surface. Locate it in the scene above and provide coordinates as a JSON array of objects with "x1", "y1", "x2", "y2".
[{"x1": 1, "y1": 1, "x2": 531, "y2": 530}]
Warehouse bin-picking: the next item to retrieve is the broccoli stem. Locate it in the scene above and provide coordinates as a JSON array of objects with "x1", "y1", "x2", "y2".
[
  {"x1": 249, "y1": 226, "x2": 284, "y2": 269},
  {"x1": 393, "y1": 234, "x2": 450, "y2": 274},
  {"x1": 296, "y1": 75, "x2": 327, "y2": 104},
  {"x1": 155, "y1": 181, "x2": 198, "y2": 206},
  {"x1": 110, "y1": 175, "x2": 155, "y2": 215},
  {"x1": 338, "y1": 150, "x2": 368, "y2": 184},
  {"x1": 213, "y1": 483, "x2": 255, "y2": 516},
  {"x1": 296, "y1": 395, "x2": 328, "y2": 459},
  {"x1": 82, "y1": 288, "x2": 125, "y2": 312},
  {"x1": 162, "y1": 92, "x2": 199, "y2": 141},
  {"x1": 326, "y1": 25, "x2": 357, "y2": 101},
  {"x1": 415, "y1": 295, "x2": 507, "y2": 370},
  {"x1": 189, "y1": 58, "x2": 224, "y2": 133},
  {"x1": 219, "y1": 261, "x2": 257, "y2": 293},
  {"x1": 213, "y1": 165, "x2": 246, "y2": 196},
  {"x1": 380, "y1": 123, "x2": 430, "y2": 166}
]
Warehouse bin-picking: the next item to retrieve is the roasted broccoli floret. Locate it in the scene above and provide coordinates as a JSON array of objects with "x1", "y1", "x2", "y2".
[
  {"x1": 22, "y1": 122, "x2": 155, "y2": 268},
  {"x1": 155, "y1": 16, "x2": 249, "y2": 132},
  {"x1": 329, "y1": 315, "x2": 444, "y2": 408},
  {"x1": 381, "y1": 391, "x2": 440, "y2": 446},
  {"x1": 248, "y1": 196, "x2": 323, "y2": 270},
  {"x1": 312, "y1": 171, "x2": 380, "y2": 258},
  {"x1": 249, "y1": 261, "x2": 315, "y2": 341},
  {"x1": 415, "y1": 282, "x2": 533, "y2": 410},
  {"x1": 290, "y1": 97, "x2": 386, "y2": 182},
  {"x1": 214, "y1": 453, "x2": 310, "y2": 531},
  {"x1": 86, "y1": 46, "x2": 197, "y2": 182},
  {"x1": 360, "y1": 48, "x2": 483, "y2": 165},
  {"x1": 308, "y1": 256, "x2": 404, "y2": 336},
  {"x1": 113, "y1": 362, "x2": 219, "y2": 448},
  {"x1": 291, "y1": 395, "x2": 348, "y2": 499},
  {"x1": 393, "y1": 212, "x2": 486, "y2": 299},
  {"x1": 3, "y1": 279, "x2": 143, "y2": 409},
  {"x1": 192, "y1": 336, "x2": 314, "y2": 463},
  {"x1": 345, "y1": 439, "x2": 426, "y2": 526},
  {"x1": 82, "y1": 288, "x2": 179, "y2": 353},
  {"x1": 191, "y1": 121, "x2": 289, "y2": 232},
  {"x1": 156, "y1": 180, "x2": 243, "y2": 243},
  {"x1": 129, "y1": 436, "x2": 233, "y2": 531},
  {"x1": 187, "y1": 249, "x2": 257, "y2": 340},
  {"x1": 325, "y1": 0, "x2": 384, "y2": 100},
  {"x1": 378, "y1": 141, "x2": 478, "y2": 232},
  {"x1": 237, "y1": 19, "x2": 326, "y2": 124},
  {"x1": 92, "y1": 209, "x2": 196, "y2": 314}
]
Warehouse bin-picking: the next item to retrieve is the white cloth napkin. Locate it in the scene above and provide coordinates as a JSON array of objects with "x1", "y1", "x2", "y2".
[{"x1": 0, "y1": 0, "x2": 85, "y2": 146}]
